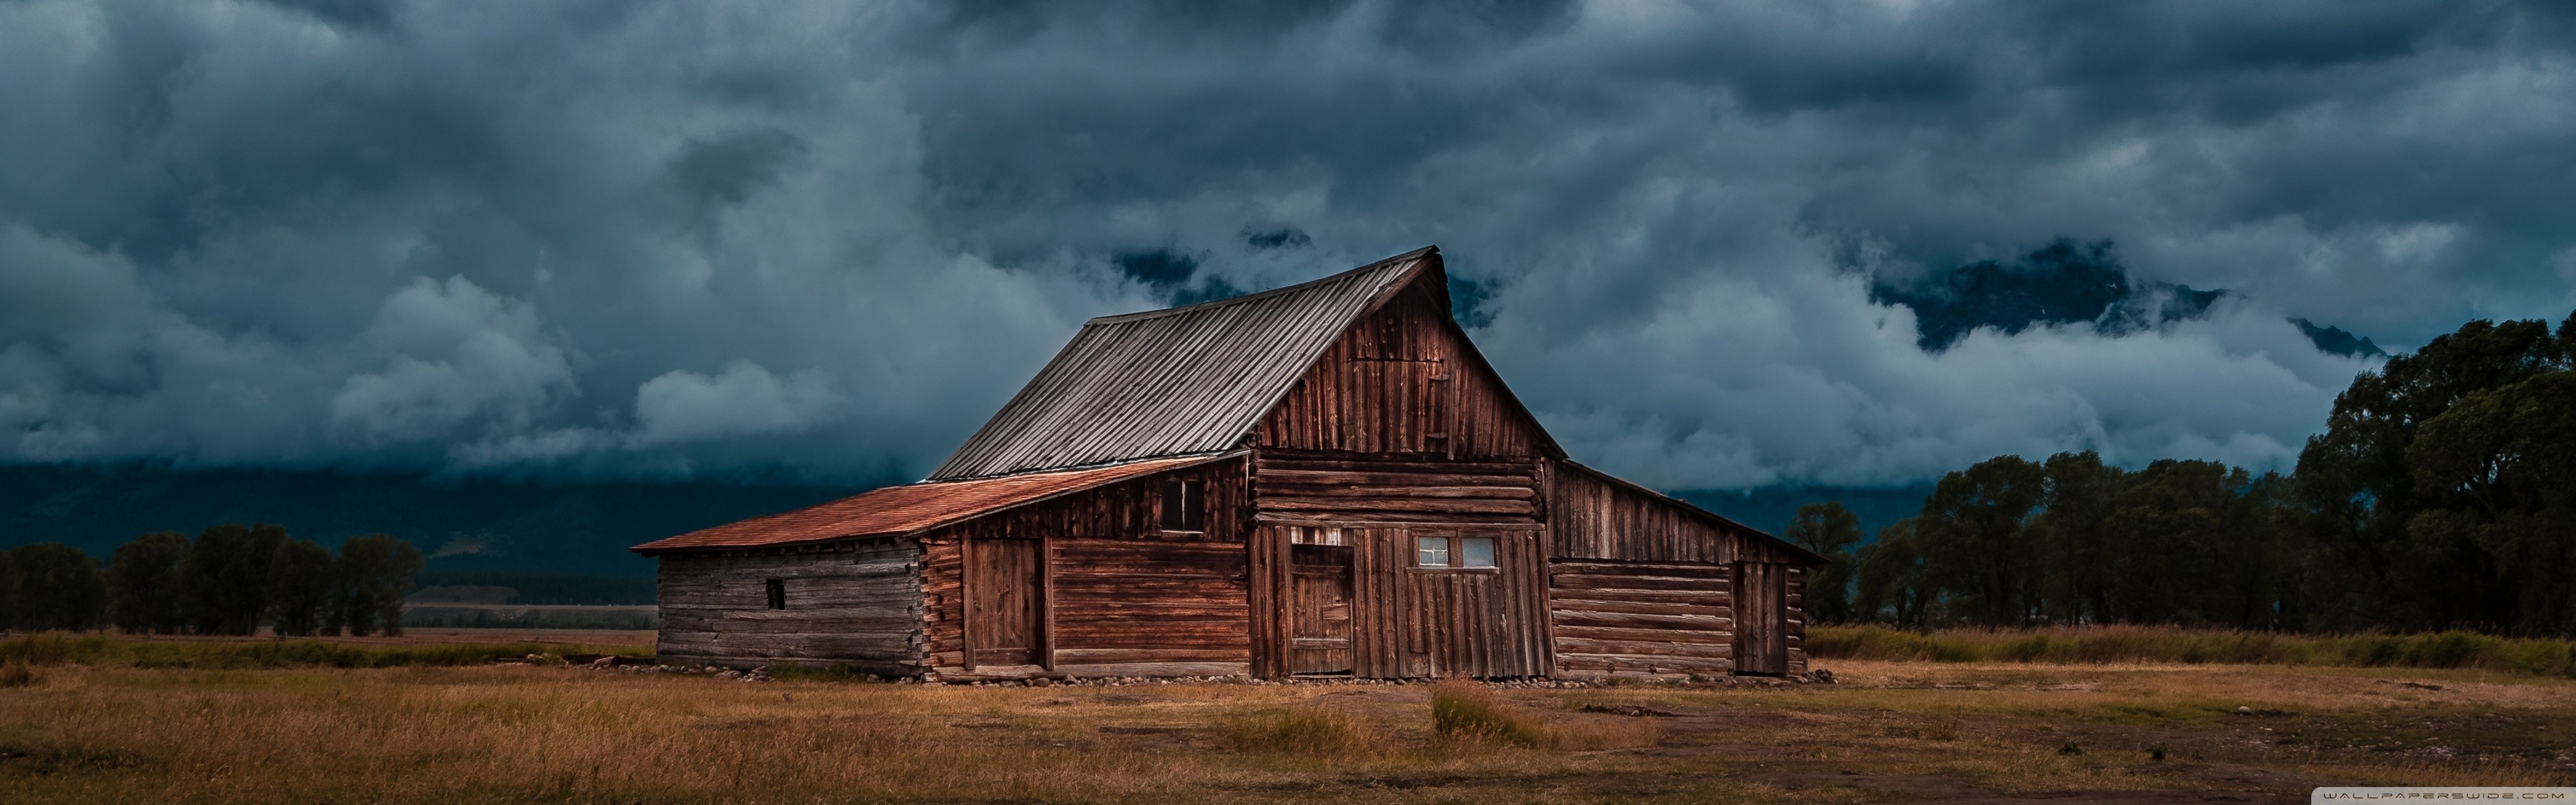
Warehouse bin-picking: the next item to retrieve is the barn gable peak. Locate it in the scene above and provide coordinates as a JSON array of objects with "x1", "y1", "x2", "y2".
[{"x1": 930, "y1": 246, "x2": 1558, "y2": 480}]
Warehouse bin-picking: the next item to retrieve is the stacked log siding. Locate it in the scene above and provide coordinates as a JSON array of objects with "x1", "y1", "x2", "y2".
[{"x1": 655, "y1": 538, "x2": 923, "y2": 674}]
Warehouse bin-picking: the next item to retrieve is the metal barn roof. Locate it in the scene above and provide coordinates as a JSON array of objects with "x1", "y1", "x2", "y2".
[
  {"x1": 631, "y1": 455, "x2": 1224, "y2": 553},
  {"x1": 926, "y1": 247, "x2": 1438, "y2": 480}
]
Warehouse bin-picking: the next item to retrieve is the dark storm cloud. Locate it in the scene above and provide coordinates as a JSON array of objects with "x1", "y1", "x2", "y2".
[{"x1": 1, "y1": 0, "x2": 2570, "y2": 488}]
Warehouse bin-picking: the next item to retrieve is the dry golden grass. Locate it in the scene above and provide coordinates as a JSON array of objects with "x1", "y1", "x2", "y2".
[{"x1": 2, "y1": 638, "x2": 2569, "y2": 803}]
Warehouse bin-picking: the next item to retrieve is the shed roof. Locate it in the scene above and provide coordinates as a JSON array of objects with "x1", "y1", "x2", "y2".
[
  {"x1": 926, "y1": 247, "x2": 1436, "y2": 480},
  {"x1": 631, "y1": 454, "x2": 1225, "y2": 553},
  {"x1": 1556, "y1": 460, "x2": 1828, "y2": 565}
]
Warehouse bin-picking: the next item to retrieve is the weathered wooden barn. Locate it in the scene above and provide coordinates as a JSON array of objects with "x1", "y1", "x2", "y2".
[{"x1": 635, "y1": 247, "x2": 1822, "y2": 681}]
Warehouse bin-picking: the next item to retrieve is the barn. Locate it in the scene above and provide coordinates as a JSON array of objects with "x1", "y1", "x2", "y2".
[{"x1": 633, "y1": 247, "x2": 1823, "y2": 681}]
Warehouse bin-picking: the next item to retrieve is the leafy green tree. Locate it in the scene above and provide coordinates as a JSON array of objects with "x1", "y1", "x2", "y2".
[
  {"x1": 0, "y1": 549, "x2": 15, "y2": 630},
  {"x1": 331, "y1": 535, "x2": 423, "y2": 637},
  {"x1": 1916, "y1": 455, "x2": 2047, "y2": 625},
  {"x1": 109, "y1": 532, "x2": 191, "y2": 634},
  {"x1": 2101, "y1": 460, "x2": 2282, "y2": 627},
  {"x1": 7, "y1": 543, "x2": 107, "y2": 631},
  {"x1": 1853, "y1": 518, "x2": 1933, "y2": 629},
  {"x1": 2406, "y1": 369, "x2": 2576, "y2": 635},
  {"x1": 2294, "y1": 314, "x2": 2571, "y2": 633},
  {"x1": 265, "y1": 539, "x2": 337, "y2": 637},
  {"x1": 1787, "y1": 502, "x2": 1864, "y2": 624},
  {"x1": 182, "y1": 524, "x2": 288, "y2": 635},
  {"x1": 2031, "y1": 452, "x2": 2123, "y2": 625}
]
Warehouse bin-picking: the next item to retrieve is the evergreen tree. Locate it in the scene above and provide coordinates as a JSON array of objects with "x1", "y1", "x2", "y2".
[{"x1": 109, "y1": 532, "x2": 191, "y2": 634}]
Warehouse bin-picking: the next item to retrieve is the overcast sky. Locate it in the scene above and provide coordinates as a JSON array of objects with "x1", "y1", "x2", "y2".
[{"x1": 3, "y1": 0, "x2": 2571, "y2": 489}]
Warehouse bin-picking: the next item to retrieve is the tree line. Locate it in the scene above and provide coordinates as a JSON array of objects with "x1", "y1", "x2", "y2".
[
  {"x1": 1793, "y1": 311, "x2": 2576, "y2": 637},
  {"x1": 0, "y1": 527, "x2": 424, "y2": 636}
]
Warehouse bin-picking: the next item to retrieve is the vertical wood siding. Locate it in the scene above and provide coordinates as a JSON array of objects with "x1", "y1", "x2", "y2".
[
  {"x1": 1732, "y1": 561, "x2": 1787, "y2": 675},
  {"x1": 1250, "y1": 523, "x2": 1548, "y2": 679},
  {"x1": 1255, "y1": 280, "x2": 1550, "y2": 459},
  {"x1": 655, "y1": 538, "x2": 923, "y2": 674},
  {"x1": 922, "y1": 457, "x2": 1251, "y2": 676}
]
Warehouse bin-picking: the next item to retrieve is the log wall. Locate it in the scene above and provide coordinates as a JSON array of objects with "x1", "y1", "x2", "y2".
[
  {"x1": 1549, "y1": 559, "x2": 1731, "y2": 678},
  {"x1": 1785, "y1": 564, "x2": 1809, "y2": 674},
  {"x1": 1545, "y1": 462, "x2": 1812, "y2": 677},
  {"x1": 1252, "y1": 450, "x2": 1543, "y2": 527},
  {"x1": 655, "y1": 538, "x2": 923, "y2": 674}
]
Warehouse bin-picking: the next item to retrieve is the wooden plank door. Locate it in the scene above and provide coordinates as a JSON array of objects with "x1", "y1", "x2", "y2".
[
  {"x1": 1288, "y1": 545, "x2": 1354, "y2": 674},
  {"x1": 969, "y1": 538, "x2": 1043, "y2": 667},
  {"x1": 1733, "y1": 561, "x2": 1787, "y2": 676}
]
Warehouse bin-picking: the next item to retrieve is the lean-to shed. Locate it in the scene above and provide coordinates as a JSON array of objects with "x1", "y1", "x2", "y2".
[{"x1": 634, "y1": 247, "x2": 1823, "y2": 680}]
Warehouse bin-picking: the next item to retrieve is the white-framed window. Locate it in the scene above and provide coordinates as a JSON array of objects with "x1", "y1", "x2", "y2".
[{"x1": 1415, "y1": 535, "x2": 1498, "y2": 569}]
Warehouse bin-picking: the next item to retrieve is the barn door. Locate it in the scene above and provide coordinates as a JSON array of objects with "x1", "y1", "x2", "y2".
[
  {"x1": 1733, "y1": 561, "x2": 1787, "y2": 676},
  {"x1": 1288, "y1": 545, "x2": 1354, "y2": 674},
  {"x1": 968, "y1": 538, "x2": 1043, "y2": 667}
]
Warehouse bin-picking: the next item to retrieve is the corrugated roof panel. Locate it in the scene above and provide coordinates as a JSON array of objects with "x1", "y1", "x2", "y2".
[
  {"x1": 631, "y1": 455, "x2": 1222, "y2": 553},
  {"x1": 926, "y1": 247, "x2": 1434, "y2": 480}
]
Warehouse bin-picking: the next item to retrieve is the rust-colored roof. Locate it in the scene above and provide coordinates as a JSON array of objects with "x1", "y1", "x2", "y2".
[{"x1": 632, "y1": 455, "x2": 1224, "y2": 553}]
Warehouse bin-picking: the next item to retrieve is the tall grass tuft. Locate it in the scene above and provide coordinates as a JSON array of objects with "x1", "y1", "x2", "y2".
[
  {"x1": 1225, "y1": 706, "x2": 1383, "y2": 757},
  {"x1": 1808, "y1": 625, "x2": 2576, "y2": 676},
  {"x1": 1430, "y1": 680, "x2": 1657, "y2": 751},
  {"x1": 0, "y1": 658, "x2": 37, "y2": 688},
  {"x1": 1431, "y1": 680, "x2": 1544, "y2": 746}
]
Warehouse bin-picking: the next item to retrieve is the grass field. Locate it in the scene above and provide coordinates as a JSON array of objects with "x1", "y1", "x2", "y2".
[{"x1": 3, "y1": 631, "x2": 2571, "y2": 804}]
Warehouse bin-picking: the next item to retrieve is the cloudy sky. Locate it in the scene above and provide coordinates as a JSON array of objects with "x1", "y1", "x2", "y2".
[{"x1": 3, "y1": 0, "x2": 2571, "y2": 490}]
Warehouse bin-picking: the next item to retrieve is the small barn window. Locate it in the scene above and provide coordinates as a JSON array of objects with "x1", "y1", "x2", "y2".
[
  {"x1": 1458, "y1": 537, "x2": 1497, "y2": 568},
  {"x1": 1161, "y1": 479, "x2": 1204, "y2": 531},
  {"x1": 764, "y1": 578, "x2": 786, "y2": 610},
  {"x1": 1416, "y1": 536, "x2": 1450, "y2": 567},
  {"x1": 1417, "y1": 535, "x2": 1497, "y2": 570}
]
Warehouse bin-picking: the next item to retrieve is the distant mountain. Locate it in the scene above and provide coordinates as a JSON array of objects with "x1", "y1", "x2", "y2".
[
  {"x1": 0, "y1": 464, "x2": 872, "y2": 601},
  {"x1": 1872, "y1": 238, "x2": 2382, "y2": 358},
  {"x1": 2290, "y1": 318, "x2": 2387, "y2": 358}
]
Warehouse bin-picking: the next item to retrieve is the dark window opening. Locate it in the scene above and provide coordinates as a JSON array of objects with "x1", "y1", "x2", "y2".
[
  {"x1": 1161, "y1": 478, "x2": 1205, "y2": 531},
  {"x1": 764, "y1": 578, "x2": 786, "y2": 610}
]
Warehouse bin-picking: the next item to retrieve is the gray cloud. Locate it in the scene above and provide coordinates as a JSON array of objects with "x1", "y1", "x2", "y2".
[{"x1": 0, "y1": 0, "x2": 2569, "y2": 488}]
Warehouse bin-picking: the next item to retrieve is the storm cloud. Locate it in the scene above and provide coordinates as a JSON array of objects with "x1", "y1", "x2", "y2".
[{"x1": 1, "y1": 0, "x2": 2571, "y2": 488}]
